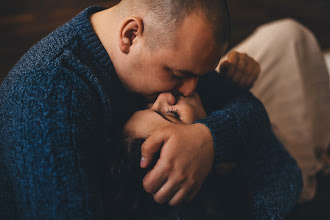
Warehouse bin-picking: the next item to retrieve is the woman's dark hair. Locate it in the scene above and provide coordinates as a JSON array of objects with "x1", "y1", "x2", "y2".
[{"x1": 103, "y1": 133, "x2": 253, "y2": 220}]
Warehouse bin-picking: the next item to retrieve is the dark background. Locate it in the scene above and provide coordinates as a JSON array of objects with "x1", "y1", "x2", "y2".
[
  {"x1": 1, "y1": 0, "x2": 330, "y2": 82},
  {"x1": 0, "y1": 0, "x2": 330, "y2": 219}
]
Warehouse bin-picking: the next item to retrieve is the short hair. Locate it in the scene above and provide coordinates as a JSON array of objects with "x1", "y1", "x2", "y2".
[{"x1": 118, "y1": 0, "x2": 231, "y2": 49}]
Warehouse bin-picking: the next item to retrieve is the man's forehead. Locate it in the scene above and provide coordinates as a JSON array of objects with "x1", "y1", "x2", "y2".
[
  {"x1": 168, "y1": 46, "x2": 225, "y2": 76},
  {"x1": 167, "y1": 39, "x2": 225, "y2": 76}
]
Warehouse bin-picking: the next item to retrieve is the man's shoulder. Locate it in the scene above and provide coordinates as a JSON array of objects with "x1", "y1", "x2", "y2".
[
  {"x1": 7, "y1": 7, "x2": 106, "y2": 78},
  {"x1": 12, "y1": 18, "x2": 80, "y2": 75},
  {"x1": 0, "y1": 7, "x2": 112, "y2": 109}
]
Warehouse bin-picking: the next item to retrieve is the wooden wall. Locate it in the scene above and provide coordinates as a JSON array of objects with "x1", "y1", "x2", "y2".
[{"x1": 1, "y1": 0, "x2": 330, "y2": 82}]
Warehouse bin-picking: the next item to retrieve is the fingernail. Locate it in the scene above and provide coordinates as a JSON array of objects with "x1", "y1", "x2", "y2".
[{"x1": 140, "y1": 156, "x2": 146, "y2": 167}]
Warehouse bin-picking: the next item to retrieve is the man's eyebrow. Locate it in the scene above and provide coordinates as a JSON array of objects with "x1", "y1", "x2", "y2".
[{"x1": 154, "y1": 110, "x2": 176, "y2": 124}]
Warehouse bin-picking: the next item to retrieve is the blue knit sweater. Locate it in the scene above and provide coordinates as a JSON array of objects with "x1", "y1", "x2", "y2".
[{"x1": 0, "y1": 6, "x2": 302, "y2": 219}]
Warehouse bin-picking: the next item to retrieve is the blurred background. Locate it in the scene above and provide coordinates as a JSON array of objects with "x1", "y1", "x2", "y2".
[
  {"x1": 0, "y1": 0, "x2": 330, "y2": 218},
  {"x1": 1, "y1": 0, "x2": 330, "y2": 82}
]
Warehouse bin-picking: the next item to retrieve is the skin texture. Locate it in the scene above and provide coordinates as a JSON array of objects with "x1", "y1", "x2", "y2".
[
  {"x1": 90, "y1": 5, "x2": 260, "y2": 206},
  {"x1": 91, "y1": 7, "x2": 225, "y2": 101},
  {"x1": 124, "y1": 92, "x2": 212, "y2": 205},
  {"x1": 217, "y1": 51, "x2": 261, "y2": 88},
  {"x1": 124, "y1": 92, "x2": 207, "y2": 139}
]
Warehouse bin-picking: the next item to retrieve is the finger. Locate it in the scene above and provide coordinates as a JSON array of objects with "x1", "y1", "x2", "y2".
[
  {"x1": 232, "y1": 54, "x2": 247, "y2": 83},
  {"x1": 141, "y1": 130, "x2": 167, "y2": 168},
  {"x1": 246, "y1": 64, "x2": 260, "y2": 88},
  {"x1": 143, "y1": 159, "x2": 171, "y2": 194},
  {"x1": 227, "y1": 51, "x2": 240, "y2": 65},
  {"x1": 169, "y1": 177, "x2": 201, "y2": 206},
  {"x1": 239, "y1": 58, "x2": 255, "y2": 87},
  {"x1": 225, "y1": 52, "x2": 239, "y2": 79},
  {"x1": 168, "y1": 188, "x2": 190, "y2": 206},
  {"x1": 236, "y1": 53, "x2": 248, "y2": 72},
  {"x1": 152, "y1": 178, "x2": 180, "y2": 204}
]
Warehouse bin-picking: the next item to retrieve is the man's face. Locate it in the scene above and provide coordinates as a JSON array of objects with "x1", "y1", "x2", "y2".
[
  {"x1": 123, "y1": 92, "x2": 206, "y2": 140},
  {"x1": 118, "y1": 13, "x2": 227, "y2": 101}
]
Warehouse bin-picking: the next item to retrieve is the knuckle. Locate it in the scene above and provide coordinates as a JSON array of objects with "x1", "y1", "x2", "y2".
[
  {"x1": 143, "y1": 181, "x2": 154, "y2": 193},
  {"x1": 162, "y1": 162, "x2": 173, "y2": 173},
  {"x1": 189, "y1": 178, "x2": 198, "y2": 188},
  {"x1": 153, "y1": 194, "x2": 166, "y2": 204},
  {"x1": 228, "y1": 51, "x2": 239, "y2": 62},
  {"x1": 231, "y1": 51, "x2": 239, "y2": 56},
  {"x1": 175, "y1": 173, "x2": 186, "y2": 184},
  {"x1": 229, "y1": 51, "x2": 237, "y2": 56},
  {"x1": 169, "y1": 198, "x2": 180, "y2": 206},
  {"x1": 141, "y1": 141, "x2": 151, "y2": 152},
  {"x1": 241, "y1": 52, "x2": 248, "y2": 58},
  {"x1": 238, "y1": 55, "x2": 246, "y2": 63}
]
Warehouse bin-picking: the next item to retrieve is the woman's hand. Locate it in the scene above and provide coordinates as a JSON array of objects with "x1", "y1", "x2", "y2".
[{"x1": 216, "y1": 51, "x2": 260, "y2": 88}]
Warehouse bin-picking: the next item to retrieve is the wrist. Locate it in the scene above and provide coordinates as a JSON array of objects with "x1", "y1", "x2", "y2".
[{"x1": 193, "y1": 123, "x2": 214, "y2": 161}]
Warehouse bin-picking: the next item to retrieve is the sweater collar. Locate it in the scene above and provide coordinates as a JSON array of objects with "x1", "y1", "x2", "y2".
[
  {"x1": 73, "y1": 6, "x2": 116, "y2": 80},
  {"x1": 72, "y1": 7, "x2": 149, "y2": 110}
]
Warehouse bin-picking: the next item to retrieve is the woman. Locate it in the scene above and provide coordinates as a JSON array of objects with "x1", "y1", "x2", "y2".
[{"x1": 103, "y1": 91, "x2": 302, "y2": 219}]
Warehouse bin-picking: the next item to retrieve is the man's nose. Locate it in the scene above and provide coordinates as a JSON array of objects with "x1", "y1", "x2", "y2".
[{"x1": 177, "y1": 77, "x2": 199, "y2": 97}]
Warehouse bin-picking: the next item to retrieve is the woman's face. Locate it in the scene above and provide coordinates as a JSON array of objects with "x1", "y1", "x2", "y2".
[{"x1": 123, "y1": 92, "x2": 207, "y2": 139}]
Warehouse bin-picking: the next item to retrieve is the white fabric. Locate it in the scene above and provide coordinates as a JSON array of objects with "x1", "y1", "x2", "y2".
[
  {"x1": 222, "y1": 19, "x2": 330, "y2": 202},
  {"x1": 323, "y1": 50, "x2": 330, "y2": 83}
]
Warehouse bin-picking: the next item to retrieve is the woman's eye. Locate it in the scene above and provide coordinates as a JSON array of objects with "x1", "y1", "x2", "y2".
[{"x1": 167, "y1": 108, "x2": 181, "y2": 119}]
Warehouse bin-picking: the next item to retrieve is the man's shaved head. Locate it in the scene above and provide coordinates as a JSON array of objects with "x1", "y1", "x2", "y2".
[
  {"x1": 94, "y1": 0, "x2": 230, "y2": 98},
  {"x1": 117, "y1": 0, "x2": 230, "y2": 49}
]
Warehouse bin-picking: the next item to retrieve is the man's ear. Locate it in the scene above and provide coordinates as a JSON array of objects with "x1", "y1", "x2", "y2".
[{"x1": 119, "y1": 17, "x2": 144, "y2": 54}]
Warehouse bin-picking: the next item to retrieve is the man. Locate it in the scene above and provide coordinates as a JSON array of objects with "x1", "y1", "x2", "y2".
[{"x1": 0, "y1": 0, "x2": 300, "y2": 219}]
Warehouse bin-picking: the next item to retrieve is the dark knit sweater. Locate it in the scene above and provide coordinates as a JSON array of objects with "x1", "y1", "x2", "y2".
[{"x1": 0, "y1": 6, "x2": 302, "y2": 219}]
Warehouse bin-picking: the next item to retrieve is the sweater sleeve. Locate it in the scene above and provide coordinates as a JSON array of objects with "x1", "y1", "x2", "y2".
[
  {"x1": 1, "y1": 67, "x2": 108, "y2": 219},
  {"x1": 195, "y1": 71, "x2": 271, "y2": 163},
  {"x1": 239, "y1": 132, "x2": 303, "y2": 220}
]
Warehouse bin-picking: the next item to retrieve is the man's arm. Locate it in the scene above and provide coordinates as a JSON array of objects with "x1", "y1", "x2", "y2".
[
  {"x1": 0, "y1": 68, "x2": 107, "y2": 218},
  {"x1": 196, "y1": 71, "x2": 271, "y2": 163},
  {"x1": 238, "y1": 132, "x2": 303, "y2": 219},
  {"x1": 140, "y1": 70, "x2": 270, "y2": 206}
]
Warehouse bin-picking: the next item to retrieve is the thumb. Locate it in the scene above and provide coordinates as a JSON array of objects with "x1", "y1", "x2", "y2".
[{"x1": 140, "y1": 131, "x2": 166, "y2": 168}]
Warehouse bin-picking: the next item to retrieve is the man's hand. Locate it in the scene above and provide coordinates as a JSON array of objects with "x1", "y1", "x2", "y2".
[
  {"x1": 216, "y1": 51, "x2": 260, "y2": 88},
  {"x1": 140, "y1": 123, "x2": 214, "y2": 206}
]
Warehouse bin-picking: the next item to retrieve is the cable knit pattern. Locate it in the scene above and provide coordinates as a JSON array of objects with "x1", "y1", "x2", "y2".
[{"x1": 0, "y1": 6, "x2": 302, "y2": 219}]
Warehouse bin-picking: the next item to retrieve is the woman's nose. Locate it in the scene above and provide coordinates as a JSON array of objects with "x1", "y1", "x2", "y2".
[{"x1": 150, "y1": 92, "x2": 176, "y2": 111}]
